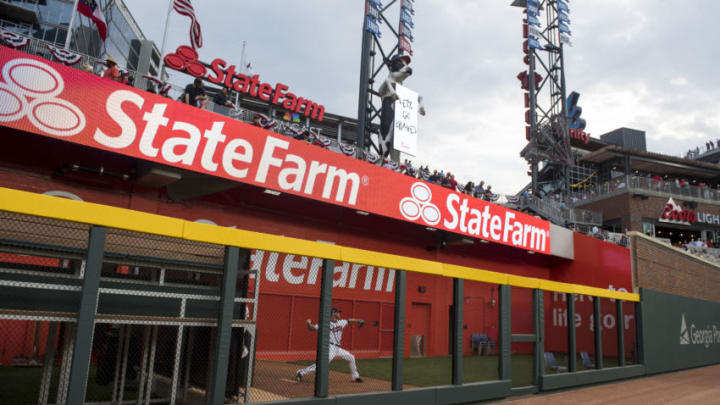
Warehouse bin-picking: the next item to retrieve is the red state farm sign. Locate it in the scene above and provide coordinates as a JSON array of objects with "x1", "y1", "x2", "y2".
[
  {"x1": 164, "y1": 46, "x2": 325, "y2": 122},
  {"x1": 0, "y1": 48, "x2": 551, "y2": 254}
]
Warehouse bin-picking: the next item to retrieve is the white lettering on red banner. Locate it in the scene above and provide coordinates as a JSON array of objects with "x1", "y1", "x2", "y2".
[{"x1": 0, "y1": 49, "x2": 552, "y2": 254}]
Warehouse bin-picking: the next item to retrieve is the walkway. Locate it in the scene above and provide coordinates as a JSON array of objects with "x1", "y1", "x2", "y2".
[{"x1": 497, "y1": 365, "x2": 720, "y2": 404}]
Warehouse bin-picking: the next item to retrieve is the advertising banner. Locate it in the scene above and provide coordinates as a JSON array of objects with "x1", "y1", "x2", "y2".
[
  {"x1": 392, "y1": 83, "x2": 418, "y2": 157},
  {"x1": 0, "y1": 48, "x2": 551, "y2": 254},
  {"x1": 641, "y1": 289, "x2": 720, "y2": 374}
]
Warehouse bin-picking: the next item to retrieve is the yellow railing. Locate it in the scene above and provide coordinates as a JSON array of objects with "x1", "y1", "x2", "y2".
[{"x1": 0, "y1": 187, "x2": 639, "y2": 301}]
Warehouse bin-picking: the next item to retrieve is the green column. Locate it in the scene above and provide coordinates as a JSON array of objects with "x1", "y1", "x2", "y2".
[
  {"x1": 392, "y1": 270, "x2": 406, "y2": 391},
  {"x1": 593, "y1": 297, "x2": 603, "y2": 369},
  {"x1": 567, "y1": 293, "x2": 576, "y2": 372},
  {"x1": 616, "y1": 300, "x2": 625, "y2": 367},
  {"x1": 452, "y1": 278, "x2": 463, "y2": 385},
  {"x1": 65, "y1": 226, "x2": 106, "y2": 405},
  {"x1": 207, "y1": 246, "x2": 243, "y2": 405},
  {"x1": 314, "y1": 259, "x2": 334, "y2": 397},
  {"x1": 498, "y1": 285, "x2": 511, "y2": 381}
]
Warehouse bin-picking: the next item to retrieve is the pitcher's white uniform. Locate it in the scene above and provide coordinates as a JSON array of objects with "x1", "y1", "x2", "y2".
[{"x1": 297, "y1": 319, "x2": 360, "y2": 380}]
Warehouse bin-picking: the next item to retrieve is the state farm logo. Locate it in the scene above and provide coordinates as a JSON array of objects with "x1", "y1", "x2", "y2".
[
  {"x1": 163, "y1": 46, "x2": 206, "y2": 77},
  {"x1": 399, "y1": 182, "x2": 441, "y2": 225},
  {"x1": 0, "y1": 58, "x2": 85, "y2": 137}
]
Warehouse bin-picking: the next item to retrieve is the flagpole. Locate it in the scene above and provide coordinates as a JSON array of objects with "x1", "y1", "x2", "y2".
[
  {"x1": 240, "y1": 41, "x2": 246, "y2": 74},
  {"x1": 158, "y1": 0, "x2": 175, "y2": 79},
  {"x1": 64, "y1": 0, "x2": 81, "y2": 50}
]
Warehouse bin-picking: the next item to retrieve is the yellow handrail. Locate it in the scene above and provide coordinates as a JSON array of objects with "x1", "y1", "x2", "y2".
[{"x1": 0, "y1": 187, "x2": 639, "y2": 301}]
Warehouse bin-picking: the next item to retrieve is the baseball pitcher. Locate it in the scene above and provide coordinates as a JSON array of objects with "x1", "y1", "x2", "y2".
[{"x1": 296, "y1": 307, "x2": 365, "y2": 383}]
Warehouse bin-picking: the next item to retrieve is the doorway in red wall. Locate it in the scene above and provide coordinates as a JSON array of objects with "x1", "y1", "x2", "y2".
[{"x1": 408, "y1": 303, "x2": 430, "y2": 357}]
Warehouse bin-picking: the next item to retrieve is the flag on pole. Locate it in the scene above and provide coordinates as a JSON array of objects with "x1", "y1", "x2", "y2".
[
  {"x1": 77, "y1": 0, "x2": 107, "y2": 41},
  {"x1": 173, "y1": 0, "x2": 203, "y2": 49},
  {"x1": 245, "y1": 62, "x2": 254, "y2": 76}
]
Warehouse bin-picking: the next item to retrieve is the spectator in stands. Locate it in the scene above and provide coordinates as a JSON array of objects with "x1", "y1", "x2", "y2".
[
  {"x1": 463, "y1": 181, "x2": 474, "y2": 195},
  {"x1": 474, "y1": 181, "x2": 485, "y2": 198},
  {"x1": 184, "y1": 78, "x2": 208, "y2": 108},
  {"x1": 483, "y1": 186, "x2": 494, "y2": 200},
  {"x1": 102, "y1": 57, "x2": 121, "y2": 82},
  {"x1": 445, "y1": 173, "x2": 458, "y2": 191},
  {"x1": 213, "y1": 87, "x2": 234, "y2": 108},
  {"x1": 428, "y1": 170, "x2": 439, "y2": 184},
  {"x1": 81, "y1": 61, "x2": 93, "y2": 74}
]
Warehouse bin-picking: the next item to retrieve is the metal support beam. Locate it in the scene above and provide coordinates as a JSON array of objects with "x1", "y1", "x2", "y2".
[
  {"x1": 392, "y1": 270, "x2": 406, "y2": 391},
  {"x1": 207, "y1": 246, "x2": 242, "y2": 405},
  {"x1": 567, "y1": 294, "x2": 576, "y2": 372},
  {"x1": 593, "y1": 297, "x2": 603, "y2": 369},
  {"x1": 170, "y1": 301, "x2": 187, "y2": 405},
  {"x1": 38, "y1": 322, "x2": 59, "y2": 405},
  {"x1": 65, "y1": 226, "x2": 106, "y2": 405},
  {"x1": 498, "y1": 285, "x2": 511, "y2": 381},
  {"x1": 616, "y1": 300, "x2": 625, "y2": 367},
  {"x1": 356, "y1": 0, "x2": 373, "y2": 157},
  {"x1": 136, "y1": 326, "x2": 151, "y2": 405},
  {"x1": 315, "y1": 259, "x2": 335, "y2": 397},
  {"x1": 533, "y1": 289, "x2": 544, "y2": 384},
  {"x1": 57, "y1": 324, "x2": 75, "y2": 405},
  {"x1": 118, "y1": 325, "x2": 132, "y2": 403},
  {"x1": 452, "y1": 278, "x2": 463, "y2": 385},
  {"x1": 144, "y1": 326, "x2": 159, "y2": 405}
]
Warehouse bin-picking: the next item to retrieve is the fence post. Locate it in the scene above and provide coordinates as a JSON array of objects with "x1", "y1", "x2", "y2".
[
  {"x1": 616, "y1": 300, "x2": 625, "y2": 367},
  {"x1": 498, "y1": 285, "x2": 511, "y2": 381},
  {"x1": 207, "y1": 246, "x2": 244, "y2": 405},
  {"x1": 567, "y1": 293, "x2": 577, "y2": 372},
  {"x1": 533, "y1": 289, "x2": 544, "y2": 384},
  {"x1": 392, "y1": 270, "x2": 406, "y2": 391},
  {"x1": 452, "y1": 278, "x2": 463, "y2": 385},
  {"x1": 593, "y1": 297, "x2": 603, "y2": 369},
  {"x1": 65, "y1": 226, "x2": 106, "y2": 405},
  {"x1": 314, "y1": 259, "x2": 334, "y2": 397}
]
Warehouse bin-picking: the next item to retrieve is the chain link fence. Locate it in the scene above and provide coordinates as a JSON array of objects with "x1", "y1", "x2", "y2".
[{"x1": 0, "y1": 206, "x2": 643, "y2": 404}]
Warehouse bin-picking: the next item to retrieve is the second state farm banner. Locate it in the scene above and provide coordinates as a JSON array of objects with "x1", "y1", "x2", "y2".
[{"x1": 0, "y1": 47, "x2": 551, "y2": 254}]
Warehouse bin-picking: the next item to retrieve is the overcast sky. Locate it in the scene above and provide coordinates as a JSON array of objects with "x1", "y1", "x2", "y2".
[{"x1": 123, "y1": 0, "x2": 720, "y2": 195}]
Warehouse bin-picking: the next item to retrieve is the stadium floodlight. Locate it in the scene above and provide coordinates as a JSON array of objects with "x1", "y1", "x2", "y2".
[
  {"x1": 263, "y1": 189, "x2": 282, "y2": 196},
  {"x1": 356, "y1": 210, "x2": 370, "y2": 216}
]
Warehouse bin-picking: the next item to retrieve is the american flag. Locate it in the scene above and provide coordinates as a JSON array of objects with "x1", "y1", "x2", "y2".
[{"x1": 173, "y1": 0, "x2": 203, "y2": 49}]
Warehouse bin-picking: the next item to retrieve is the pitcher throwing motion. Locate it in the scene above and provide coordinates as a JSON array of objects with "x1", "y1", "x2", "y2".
[{"x1": 296, "y1": 308, "x2": 365, "y2": 383}]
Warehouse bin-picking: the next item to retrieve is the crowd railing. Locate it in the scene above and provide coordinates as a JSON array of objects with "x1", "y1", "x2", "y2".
[{"x1": 571, "y1": 175, "x2": 720, "y2": 205}]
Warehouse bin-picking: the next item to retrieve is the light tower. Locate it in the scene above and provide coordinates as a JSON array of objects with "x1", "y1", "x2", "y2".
[
  {"x1": 356, "y1": 0, "x2": 417, "y2": 161},
  {"x1": 512, "y1": 0, "x2": 575, "y2": 197}
]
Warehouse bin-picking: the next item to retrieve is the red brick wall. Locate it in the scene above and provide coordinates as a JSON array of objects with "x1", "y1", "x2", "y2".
[{"x1": 630, "y1": 232, "x2": 720, "y2": 302}]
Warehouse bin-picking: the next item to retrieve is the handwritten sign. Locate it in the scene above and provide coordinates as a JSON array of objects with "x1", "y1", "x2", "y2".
[{"x1": 393, "y1": 83, "x2": 418, "y2": 156}]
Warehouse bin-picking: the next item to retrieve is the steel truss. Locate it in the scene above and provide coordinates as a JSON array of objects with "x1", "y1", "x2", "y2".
[
  {"x1": 356, "y1": 0, "x2": 416, "y2": 161},
  {"x1": 518, "y1": 0, "x2": 573, "y2": 197}
]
